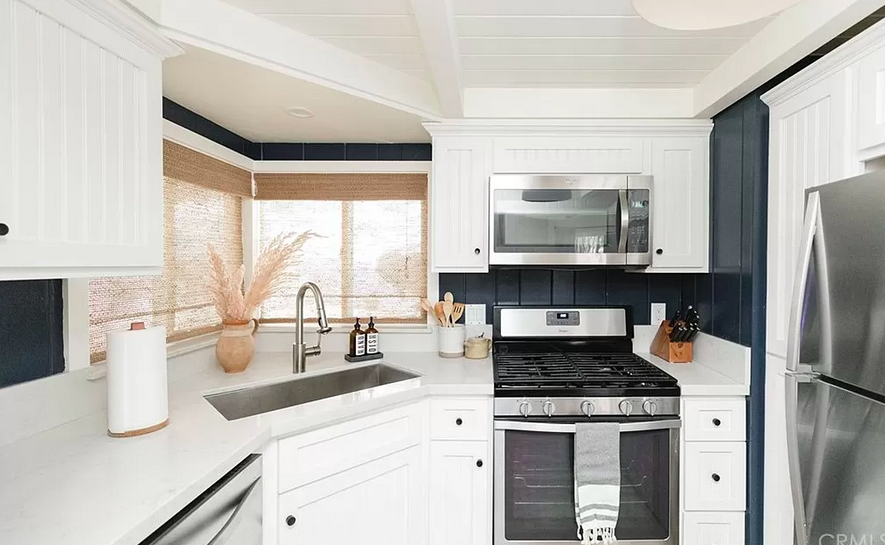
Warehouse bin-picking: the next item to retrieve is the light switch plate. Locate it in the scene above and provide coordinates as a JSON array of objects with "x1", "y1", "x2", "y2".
[
  {"x1": 651, "y1": 303, "x2": 667, "y2": 325},
  {"x1": 465, "y1": 304, "x2": 486, "y2": 325}
]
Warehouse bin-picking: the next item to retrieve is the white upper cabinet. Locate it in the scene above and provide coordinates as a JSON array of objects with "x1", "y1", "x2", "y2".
[
  {"x1": 493, "y1": 136, "x2": 644, "y2": 173},
  {"x1": 857, "y1": 43, "x2": 885, "y2": 159},
  {"x1": 431, "y1": 136, "x2": 493, "y2": 273},
  {"x1": 0, "y1": 0, "x2": 178, "y2": 280},
  {"x1": 648, "y1": 136, "x2": 709, "y2": 272}
]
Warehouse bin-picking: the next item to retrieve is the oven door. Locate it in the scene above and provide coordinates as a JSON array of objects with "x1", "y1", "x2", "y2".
[
  {"x1": 488, "y1": 175, "x2": 652, "y2": 266},
  {"x1": 494, "y1": 418, "x2": 679, "y2": 545}
]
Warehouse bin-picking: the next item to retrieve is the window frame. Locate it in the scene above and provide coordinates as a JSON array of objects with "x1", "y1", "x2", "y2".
[{"x1": 65, "y1": 127, "x2": 437, "y2": 370}]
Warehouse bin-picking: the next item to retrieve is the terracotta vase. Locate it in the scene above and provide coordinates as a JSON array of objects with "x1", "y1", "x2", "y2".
[{"x1": 216, "y1": 319, "x2": 259, "y2": 373}]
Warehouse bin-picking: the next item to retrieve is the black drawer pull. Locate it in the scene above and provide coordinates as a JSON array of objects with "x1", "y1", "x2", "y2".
[
  {"x1": 655, "y1": 248, "x2": 663, "y2": 255},
  {"x1": 476, "y1": 459, "x2": 483, "y2": 468},
  {"x1": 712, "y1": 418, "x2": 721, "y2": 427},
  {"x1": 0, "y1": 223, "x2": 8, "y2": 236},
  {"x1": 474, "y1": 248, "x2": 481, "y2": 255},
  {"x1": 286, "y1": 515, "x2": 296, "y2": 526},
  {"x1": 712, "y1": 473, "x2": 721, "y2": 482},
  {"x1": 455, "y1": 418, "x2": 463, "y2": 426}
]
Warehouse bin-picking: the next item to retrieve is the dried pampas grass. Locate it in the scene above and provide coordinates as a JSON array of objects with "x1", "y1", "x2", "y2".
[{"x1": 209, "y1": 231, "x2": 315, "y2": 323}]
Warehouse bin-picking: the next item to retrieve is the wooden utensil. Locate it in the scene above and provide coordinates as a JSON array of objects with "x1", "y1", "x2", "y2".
[
  {"x1": 434, "y1": 302, "x2": 447, "y2": 327},
  {"x1": 421, "y1": 298, "x2": 442, "y2": 326},
  {"x1": 443, "y1": 292, "x2": 455, "y2": 327},
  {"x1": 452, "y1": 302, "x2": 465, "y2": 324}
]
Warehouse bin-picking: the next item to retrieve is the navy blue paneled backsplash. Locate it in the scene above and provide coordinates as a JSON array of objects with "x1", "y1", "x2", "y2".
[
  {"x1": 440, "y1": 269, "x2": 698, "y2": 326},
  {"x1": 0, "y1": 280, "x2": 65, "y2": 388}
]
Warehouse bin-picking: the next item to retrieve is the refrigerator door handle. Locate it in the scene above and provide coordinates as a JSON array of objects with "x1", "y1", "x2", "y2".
[
  {"x1": 785, "y1": 372, "x2": 810, "y2": 545},
  {"x1": 786, "y1": 192, "x2": 821, "y2": 373}
]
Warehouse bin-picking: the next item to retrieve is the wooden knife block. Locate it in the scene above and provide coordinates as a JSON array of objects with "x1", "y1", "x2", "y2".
[{"x1": 650, "y1": 320, "x2": 693, "y2": 363}]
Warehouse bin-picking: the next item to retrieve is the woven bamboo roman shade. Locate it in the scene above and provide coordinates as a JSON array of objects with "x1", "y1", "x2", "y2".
[
  {"x1": 88, "y1": 142, "x2": 246, "y2": 363},
  {"x1": 255, "y1": 173, "x2": 428, "y2": 324}
]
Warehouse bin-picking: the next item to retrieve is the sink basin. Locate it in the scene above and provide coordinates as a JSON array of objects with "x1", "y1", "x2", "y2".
[{"x1": 204, "y1": 363, "x2": 419, "y2": 420}]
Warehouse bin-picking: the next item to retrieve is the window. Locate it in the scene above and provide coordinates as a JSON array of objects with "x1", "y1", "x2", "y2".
[
  {"x1": 254, "y1": 173, "x2": 427, "y2": 323},
  {"x1": 87, "y1": 141, "x2": 251, "y2": 363}
]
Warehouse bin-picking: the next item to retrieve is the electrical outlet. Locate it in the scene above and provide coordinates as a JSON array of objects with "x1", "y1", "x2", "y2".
[
  {"x1": 651, "y1": 303, "x2": 667, "y2": 325},
  {"x1": 465, "y1": 304, "x2": 486, "y2": 325}
]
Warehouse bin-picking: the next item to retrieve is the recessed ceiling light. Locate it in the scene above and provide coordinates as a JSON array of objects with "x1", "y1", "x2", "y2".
[{"x1": 283, "y1": 106, "x2": 314, "y2": 118}]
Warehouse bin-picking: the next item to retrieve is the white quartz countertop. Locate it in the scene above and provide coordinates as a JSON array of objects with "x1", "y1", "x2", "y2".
[
  {"x1": 0, "y1": 352, "x2": 492, "y2": 545},
  {"x1": 640, "y1": 352, "x2": 750, "y2": 396}
]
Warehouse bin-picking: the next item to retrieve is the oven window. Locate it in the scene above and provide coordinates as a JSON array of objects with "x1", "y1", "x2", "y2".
[
  {"x1": 502, "y1": 428, "x2": 671, "y2": 541},
  {"x1": 492, "y1": 189, "x2": 621, "y2": 254}
]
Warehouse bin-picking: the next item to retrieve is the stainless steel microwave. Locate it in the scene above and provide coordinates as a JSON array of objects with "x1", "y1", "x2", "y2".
[{"x1": 488, "y1": 174, "x2": 652, "y2": 266}]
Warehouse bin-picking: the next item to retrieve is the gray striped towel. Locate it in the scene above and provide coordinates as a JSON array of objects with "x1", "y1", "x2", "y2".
[{"x1": 574, "y1": 422, "x2": 620, "y2": 543}]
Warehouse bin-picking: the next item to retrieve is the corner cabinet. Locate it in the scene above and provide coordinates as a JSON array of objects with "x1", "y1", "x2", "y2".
[
  {"x1": 425, "y1": 126, "x2": 711, "y2": 273},
  {"x1": 430, "y1": 137, "x2": 493, "y2": 273},
  {"x1": 0, "y1": 0, "x2": 180, "y2": 280}
]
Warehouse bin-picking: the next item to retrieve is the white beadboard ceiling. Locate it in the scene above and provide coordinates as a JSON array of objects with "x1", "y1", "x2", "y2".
[
  {"x1": 163, "y1": 46, "x2": 430, "y2": 143},
  {"x1": 219, "y1": 0, "x2": 773, "y2": 89}
]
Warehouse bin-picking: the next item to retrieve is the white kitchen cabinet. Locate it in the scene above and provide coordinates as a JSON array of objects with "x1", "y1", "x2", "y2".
[
  {"x1": 428, "y1": 441, "x2": 491, "y2": 545},
  {"x1": 492, "y1": 136, "x2": 644, "y2": 173},
  {"x1": 431, "y1": 136, "x2": 493, "y2": 272},
  {"x1": 647, "y1": 137, "x2": 709, "y2": 272},
  {"x1": 683, "y1": 442, "x2": 747, "y2": 512},
  {"x1": 278, "y1": 445, "x2": 424, "y2": 545},
  {"x1": 762, "y1": 355, "x2": 793, "y2": 545},
  {"x1": 683, "y1": 397, "x2": 746, "y2": 442},
  {"x1": 683, "y1": 512, "x2": 746, "y2": 545},
  {"x1": 0, "y1": 0, "x2": 178, "y2": 280},
  {"x1": 857, "y1": 44, "x2": 885, "y2": 156}
]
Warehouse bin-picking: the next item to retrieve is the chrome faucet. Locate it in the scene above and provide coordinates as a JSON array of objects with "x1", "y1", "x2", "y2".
[{"x1": 293, "y1": 282, "x2": 332, "y2": 374}]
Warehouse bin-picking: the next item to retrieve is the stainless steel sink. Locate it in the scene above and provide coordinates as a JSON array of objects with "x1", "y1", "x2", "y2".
[{"x1": 203, "y1": 363, "x2": 419, "y2": 420}]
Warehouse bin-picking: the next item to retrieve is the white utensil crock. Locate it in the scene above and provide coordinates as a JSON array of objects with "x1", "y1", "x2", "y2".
[{"x1": 438, "y1": 325, "x2": 466, "y2": 358}]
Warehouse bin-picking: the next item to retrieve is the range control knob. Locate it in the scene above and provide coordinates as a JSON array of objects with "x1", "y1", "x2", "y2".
[
  {"x1": 518, "y1": 400, "x2": 532, "y2": 417},
  {"x1": 542, "y1": 400, "x2": 556, "y2": 417},
  {"x1": 619, "y1": 400, "x2": 634, "y2": 417},
  {"x1": 580, "y1": 400, "x2": 595, "y2": 417},
  {"x1": 642, "y1": 400, "x2": 658, "y2": 417}
]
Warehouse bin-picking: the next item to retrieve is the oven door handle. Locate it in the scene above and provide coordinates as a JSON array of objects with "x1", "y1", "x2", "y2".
[{"x1": 494, "y1": 419, "x2": 680, "y2": 433}]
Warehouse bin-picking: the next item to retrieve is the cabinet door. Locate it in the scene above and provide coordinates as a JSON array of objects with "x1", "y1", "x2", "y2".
[
  {"x1": 683, "y1": 512, "x2": 745, "y2": 545},
  {"x1": 683, "y1": 442, "x2": 747, "y2": 512},
  {"x1": 648, "y1": 137, "x2": 709, "y2": 272},
  {"x1": 857, "y1": 44, "x2": 885, "y2": 158},
  {"x1": 428, "y1": 441, "x2": 491, "y2": 545},
  {"x1": 431, "y1": 137, "x2": 492, "y2": 273},
  {"x1": 493, "y1": 136, "x2": 644, "y2": 173},
  {"x1": 766, "y1": 71, "x2": 848, "y2": 358},
  {"x1": 278, "y1": 445, "x2": 424, "y2": 545},
  {"x1": 0, "y1": 0, "x2": 163, "y2": 279}
]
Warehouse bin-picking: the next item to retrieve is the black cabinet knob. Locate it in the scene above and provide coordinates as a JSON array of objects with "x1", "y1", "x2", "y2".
[
  {"x1": 655, "y1": 248, "x2": 663, "y2": 255},
  {"x1": 286, "y1": 515, "x2": 296, "y2": 526},
  {"x1": 0, "y1": 223, "x2": 8, "y2": 236},
  {"x1": 712, "y1": 418, "x2": 721, "y2": 427},
  {"x1": 712, "y1": 473, "x2": 721, "y2": 482},
  {"x1": 474, "y1": 248, "x2": 481, "y2": 255},
  {"x1": 476, "y1": 459, "x2": 483, "y2": 468},
  {"x1": 455, "y1": 418, "x2": 463, "y2": 426}
]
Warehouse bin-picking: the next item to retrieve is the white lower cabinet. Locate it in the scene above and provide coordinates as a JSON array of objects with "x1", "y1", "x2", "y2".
[
  {"x1": 428, "y1": 441, "x2": 491, "y2": 545},
  {"x1": 683, "y1": 512, "x2": 745, "y2": 545},
  {"x1": 684, "y1": 442, "x2": 747, "y2": 512},
  {"x1": 278, "y1": 445, "x2": 424, "y2": 545}
]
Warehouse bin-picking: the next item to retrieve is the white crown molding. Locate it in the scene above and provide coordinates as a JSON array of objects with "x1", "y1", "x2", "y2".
[
  {"x1": 69, "y1": 0, "x2": 182, "y2": 58},
  {"x1": 162, "y1": 120, "x2": 254, "y2": 171},
  {"x1": 762, "y1": 17, "x2": 885, "y2": 106},
  {"x1": 422, "y1": 119, "x2": 713, "y2": 138}
]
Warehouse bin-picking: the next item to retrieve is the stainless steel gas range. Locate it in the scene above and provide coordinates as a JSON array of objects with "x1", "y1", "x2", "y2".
[{"x1": 492, "y1": 306, "x2": 681, "y2": 545}]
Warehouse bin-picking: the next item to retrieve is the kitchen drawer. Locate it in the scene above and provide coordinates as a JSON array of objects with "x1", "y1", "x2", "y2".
[
  {"x1": 683, "y1": 512, "x2": 745, "y2": 545},
  {"x1": 430, "y1": 398, "x2": 491, "y2": 441},
  {"x1": 683, "y1": 397, "x2": 746, "y2": 442},
  {"x1": 277, "y1": 402, "x2": 424, "y2": 493},
  {"x1": 684, "y1": 442, "x2": 747, "y2": 511}
]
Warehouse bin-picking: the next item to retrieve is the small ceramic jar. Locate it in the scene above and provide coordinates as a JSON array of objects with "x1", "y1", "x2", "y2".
[{"x1": 464, "y1": 335, "x2": 492, "y2": 359}]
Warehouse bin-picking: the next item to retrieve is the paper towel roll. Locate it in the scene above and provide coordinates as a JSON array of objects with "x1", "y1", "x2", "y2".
[{"x1": 106, "y1": 323, "x2": 168, "y2": 437}]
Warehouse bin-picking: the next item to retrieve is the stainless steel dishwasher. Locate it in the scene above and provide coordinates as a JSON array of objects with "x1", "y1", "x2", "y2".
[{"x1": 140, "y1": 454, "x2": 262, "y2": 545}]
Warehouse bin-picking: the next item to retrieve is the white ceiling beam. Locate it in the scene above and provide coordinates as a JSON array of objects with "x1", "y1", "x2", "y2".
[
  {"x1": 463, "y1": 88, "x2": 695, "y2": 119},
  {"x1": 693, "y1": 0, "x2": 885, "y2": 117},
  {"x1": 156, "y1": 0, "x2": 443, "y2": 121},
  {"x1": 407, "y1": 0, "x2": 464, "y2": 117}
]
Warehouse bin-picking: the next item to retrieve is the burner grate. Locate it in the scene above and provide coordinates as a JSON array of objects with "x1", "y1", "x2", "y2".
[{"x1": 494, "y1": 352, "x2": 677, "y2": 390}]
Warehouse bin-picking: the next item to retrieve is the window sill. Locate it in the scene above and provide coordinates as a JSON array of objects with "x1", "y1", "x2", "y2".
[
  {"x1": 86, "y1": 331, "x2": 221, "y2": 380},
  {"x1": 256, "y1": 323, "x2": 433, "y2": 335}
]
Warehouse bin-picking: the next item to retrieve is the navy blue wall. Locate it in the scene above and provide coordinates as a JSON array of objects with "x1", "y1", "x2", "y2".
[
  {"x1": 0, "y1": 280, "x2": 65, "y2": 388},
  {"x1": 440, "y1": 270, "x2": 698, "y2": 326}
]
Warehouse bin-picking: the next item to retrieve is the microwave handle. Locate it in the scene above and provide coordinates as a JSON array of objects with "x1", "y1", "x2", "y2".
[{"x1": 618, "y1": 189, "x2": 628, "y2": 253}]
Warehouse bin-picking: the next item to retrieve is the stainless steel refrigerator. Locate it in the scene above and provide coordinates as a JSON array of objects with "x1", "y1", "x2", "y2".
[{"x1": 786, "y1": 171, "x2": 885, "y2": 545}]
